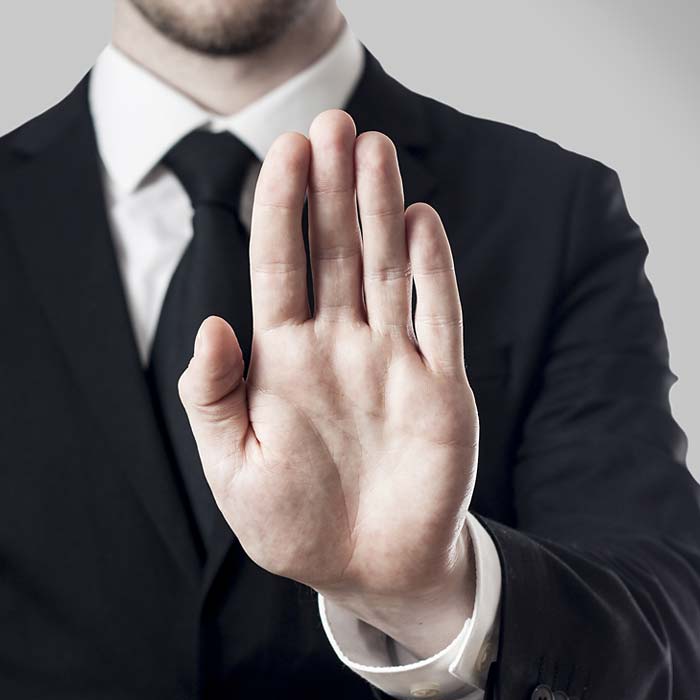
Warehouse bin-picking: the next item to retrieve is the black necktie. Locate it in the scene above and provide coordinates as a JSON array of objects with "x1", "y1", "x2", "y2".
[{"x1": 146, "y1": 129, "x2": 256, "y2": 550}]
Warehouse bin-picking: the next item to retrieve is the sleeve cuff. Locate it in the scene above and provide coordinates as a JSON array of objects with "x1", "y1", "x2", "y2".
[{"x1": 318, "y1": 512, "x2": 502, "y2": 699}]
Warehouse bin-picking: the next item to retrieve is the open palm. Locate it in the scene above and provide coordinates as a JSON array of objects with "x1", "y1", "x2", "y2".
[{"x1": 179, "y1": 110, "x2": 479, "y2": 607}]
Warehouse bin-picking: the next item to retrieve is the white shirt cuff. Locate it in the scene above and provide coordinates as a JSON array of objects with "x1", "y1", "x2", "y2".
[{"x1": 318, "y1": 512, "x2": 502, "y2": 699}]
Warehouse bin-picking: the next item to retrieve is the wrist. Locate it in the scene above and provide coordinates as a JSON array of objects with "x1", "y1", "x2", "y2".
[{"x1": 319, "y1": 524, "x2": 475, "y2": 659}]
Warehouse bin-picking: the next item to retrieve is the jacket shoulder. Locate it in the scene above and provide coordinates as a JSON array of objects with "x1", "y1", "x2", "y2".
[
  {"x1": 416, "y1": 90, "x2": 612, "y2": 187},
  {"x1": 0, "y1": 120, "x2": 30, "y2": 171},
  {"x1": 0, "y1": 74, "x2": 89, "y2": 176}
]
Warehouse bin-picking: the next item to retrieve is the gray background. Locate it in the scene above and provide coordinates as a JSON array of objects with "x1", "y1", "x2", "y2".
[{"x1": 1, "y1": 1, "x2": 698, "y2": 478}]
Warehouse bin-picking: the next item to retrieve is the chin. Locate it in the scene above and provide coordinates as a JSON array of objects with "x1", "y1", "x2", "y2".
[{"x1": 129, "y1": 0, "x2": 319, "y2": 56}]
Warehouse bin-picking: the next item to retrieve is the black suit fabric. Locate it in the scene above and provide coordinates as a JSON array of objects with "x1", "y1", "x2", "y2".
[{"x1": 0, "y1": 49, "x2": 698, "y2": 699}]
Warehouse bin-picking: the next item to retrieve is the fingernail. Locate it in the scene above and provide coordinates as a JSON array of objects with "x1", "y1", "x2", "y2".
[{"x1": 194, "y1": 324, "x2": 205, "y2": 357}]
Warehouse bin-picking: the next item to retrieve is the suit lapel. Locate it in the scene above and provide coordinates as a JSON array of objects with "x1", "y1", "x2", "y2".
[
  {"x1": 345, "y1": 48, "x2": 437, "y2": 208},
  {"x1": 5, "y1": 75, "x2": 201, "y2": 583},
  {"x1": 201, "y1": 47, "x2": 440, "y2": 595}
]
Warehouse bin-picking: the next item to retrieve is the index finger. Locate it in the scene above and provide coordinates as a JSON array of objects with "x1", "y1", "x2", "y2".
[{"x1": 249, "y1": 132, "x2": 311, "y2": 332}]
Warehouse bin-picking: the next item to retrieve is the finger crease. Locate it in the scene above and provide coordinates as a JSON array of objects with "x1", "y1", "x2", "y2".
[{"x1": 364, "y1": 265, "x2": 412, "y2": 282}]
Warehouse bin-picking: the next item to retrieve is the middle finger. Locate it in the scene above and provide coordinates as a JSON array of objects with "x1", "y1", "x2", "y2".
[{"x1": 307, "y1": 110, "x2": 364, "y2": 323}]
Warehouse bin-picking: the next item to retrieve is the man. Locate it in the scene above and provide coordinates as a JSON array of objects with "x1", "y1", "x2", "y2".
[{"x1": 0, "y1": 0, "x2": 698, "y2": 698}]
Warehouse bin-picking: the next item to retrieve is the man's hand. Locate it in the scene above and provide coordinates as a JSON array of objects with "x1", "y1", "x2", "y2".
[{"x1": 179, "y1": 110, "x2": 479, "y2": 657}]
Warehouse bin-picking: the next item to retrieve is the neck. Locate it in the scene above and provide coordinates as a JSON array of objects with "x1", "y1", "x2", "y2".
[{"x1": 112, "y1": 0, "x2": 344, "y2": 115}]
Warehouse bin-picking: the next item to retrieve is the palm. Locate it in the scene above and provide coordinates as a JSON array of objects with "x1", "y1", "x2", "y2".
[{"x1": 179, "y1": 111, "x2": 478, "y2": 602}]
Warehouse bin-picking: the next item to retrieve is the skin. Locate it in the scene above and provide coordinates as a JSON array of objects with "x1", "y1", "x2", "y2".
[
  {"x1": 180, "y1": 113, "x2": 479, "y2": 657},
  {"x1": 114, "y1": 0, "x2": 344, "y2": 114},
  {"x1": 118, "y1": 0, "x2": 480, "y2": 658},
  {"x1": 127, "y1": 0, "x2": 325, "y2": 55}
]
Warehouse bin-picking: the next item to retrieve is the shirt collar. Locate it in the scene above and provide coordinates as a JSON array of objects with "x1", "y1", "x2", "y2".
[{"x1": 89, "y1": 22, "x2": 365, "y2": 196}]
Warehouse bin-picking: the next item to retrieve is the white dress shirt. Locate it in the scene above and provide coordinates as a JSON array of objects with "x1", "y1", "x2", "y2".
[{"x1": 88, "y1": 22, "x2": 502, "y2": 700}]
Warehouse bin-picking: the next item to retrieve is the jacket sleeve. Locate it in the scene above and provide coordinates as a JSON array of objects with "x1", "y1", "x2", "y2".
[{"x1": 479, "y1": 160, "x2": 700, "y2": 699}]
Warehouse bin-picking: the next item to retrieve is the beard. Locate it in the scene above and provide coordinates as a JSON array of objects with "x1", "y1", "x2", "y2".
[{"x1": 128, "y1": 0, "x2": 319, "y2": 56}]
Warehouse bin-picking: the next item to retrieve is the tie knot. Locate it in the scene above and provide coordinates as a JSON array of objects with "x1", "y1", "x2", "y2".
[{"x1": 163, "y1": 129, "x2": 256, "y2": 211}]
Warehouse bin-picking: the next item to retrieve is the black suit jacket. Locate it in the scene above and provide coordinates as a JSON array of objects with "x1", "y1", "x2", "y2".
[{"x1": 1, "y1": 49, "x2": 698, "y2": 700}]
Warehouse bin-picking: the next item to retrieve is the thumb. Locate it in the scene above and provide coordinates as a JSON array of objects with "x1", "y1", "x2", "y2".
[{"x1": 178, "y1": 315, "x2": 250, "y2": 477}]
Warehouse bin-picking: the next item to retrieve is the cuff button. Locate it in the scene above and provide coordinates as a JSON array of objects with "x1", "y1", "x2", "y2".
[
  {"x1": 531, "y1": 685, "x2": 554, "y2": 700},
  {"x1": 410, "y1": 683, "x2": 441, "y2": 698}
]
